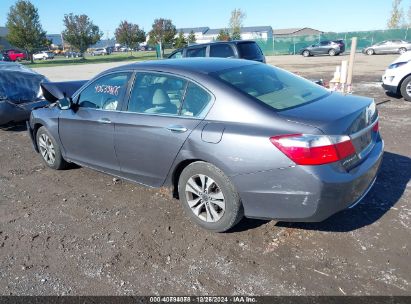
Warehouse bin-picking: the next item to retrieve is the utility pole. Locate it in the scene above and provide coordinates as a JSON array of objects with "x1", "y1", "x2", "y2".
[{"x1": 346, "y1": 37, "x2": 358, "y2": 94}]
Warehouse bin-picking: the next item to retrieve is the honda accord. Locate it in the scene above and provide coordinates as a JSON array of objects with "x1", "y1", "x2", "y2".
[{"x1": 27, "y1": 58, "x2": 383, "y2": 232}]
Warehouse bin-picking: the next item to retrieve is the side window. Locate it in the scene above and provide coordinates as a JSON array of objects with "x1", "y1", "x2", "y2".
[
  {"x1": 127, "y1": 73, "x2": 187, "y2": 115},
  {"x1": 209, "y1": 44, "x2": 235, "y2": 58},
  {"x1": 320, "y1": 41, "x2": 329, "y2": 46},
  {"x1": 186, "y1": 47, "x2": 206, "y2": 58},
  {"x1": 169, "y1": 50, "x2": 183, "y2": 59},
  {"x1": 181, "y1": 82, "x2": 212, "y2": 117},
  {"x1": 77, "y1": 73, "x2": 131, "y2": 110}
]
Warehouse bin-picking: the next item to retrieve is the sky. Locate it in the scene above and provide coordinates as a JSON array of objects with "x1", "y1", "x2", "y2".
[{"x1": 0, "y1": 0, "x2": 406, "y2": 38}]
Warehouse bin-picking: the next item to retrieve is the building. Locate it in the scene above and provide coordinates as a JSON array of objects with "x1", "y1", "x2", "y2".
[
  {"x1": 0, "y1": 26, "x2": 12, "y2": 49},
  {"x1": 176, "y1": 27, "x2": 209, "y2": 42},
  {"x1": 273, "y1": 27, "x2": 323, "y2": 37},
  {"x1": 46, "y1": 34, "x2": 63, "y2": 49},
  {"x1": 195, "y1": 26, "x2": 273, "y2": 43}
]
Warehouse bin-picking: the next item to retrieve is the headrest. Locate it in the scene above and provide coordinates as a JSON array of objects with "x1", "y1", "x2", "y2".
[{"x1": 152, "y1": 88, "x2": 170, "y2": 105}]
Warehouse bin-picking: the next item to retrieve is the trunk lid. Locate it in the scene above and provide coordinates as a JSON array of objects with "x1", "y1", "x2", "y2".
[{"x1": 280, "y1": 92, "x2": 379, "y2": 167}]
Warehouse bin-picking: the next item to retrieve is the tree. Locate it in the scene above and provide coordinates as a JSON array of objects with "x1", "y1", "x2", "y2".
[
  {"x1": 6, "y1": 0, "x2": 48, "y2": 63},
  {"x1": 148, "y1": 18, "x2": 176, "y2": 55},
  {"x1": 188, "y1": 30, "x2": 196, "y2": 44},
  {"x1": 407, "y1": 5, "x2": 411, "y2": 27},
  {"x1": 62, "y1": 13, "x2": 102, "y2": 57},
  {"x1": 115, "y1": 20, "x2": 145, "y2": 55},
  {"x1": 229, "y1": 8, "x2": 246, "y2": 40},
  {"x1": 387, "y1": 0, "x2": 404, "y2": 29},
  {"x1": 174, "y1": 31, "x2": 187, "y2": 49},
  {"x1": 216, "y1": 29, "x2": 231, "y2": 41}
]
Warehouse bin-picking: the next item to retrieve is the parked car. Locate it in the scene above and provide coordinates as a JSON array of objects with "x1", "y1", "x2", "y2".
[
  {"x1": 363, "y1": 40, "x2": 411, "y2": 55},
  {"x1": 167, "y1": 41, "x2": 266, "y2": 63},
  {"x1": 90, "y1": 48, "x2": 108, "y2": 56},
  {"x1": 33, "y1": 51, "x2": 55, "y2": 60},
  {"x1": 300, "y1": 40, "x2": 345, "y2": 57},
  {"x1": 65, "y1": 51, "x2": 81, "y2": 58},
  {"x1": 382, "y1": 51, "x2": 411, "y2": 101},
  {"x1": 0, "y1": 52, "x2": 11, "y2": 61},
  {"x1": 0, "y1": 63, "x2": 50, "y2": 125},
  {"x1": 27, "y1": 58, "x2": 382, "y2": 232},
  {"x1": 4, "y1": 49, "x2": 26, "y2": 61}
]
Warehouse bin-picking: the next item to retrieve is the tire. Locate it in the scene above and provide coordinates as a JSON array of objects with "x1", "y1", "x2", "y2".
[
  {"x1": 302, "y1": 50, "x2": 310, "y2": 57},
  {"x1": 178, "y1": 161, "x2": 244, "y2": 232},
  {"x1": 399, "y1": 47, "x2": 407, "y2": 54},
  {"x1": 328, "y1": 49, "x2": 336, "y2": 56},
  {"x1": 400, "y1": 75, "x2": 411, "y2": 102},
  {"x1": 36, "y1": 126, "x2": 68, "y2": 170},
  {"x1": 366, "y1": 49, "x2": 374, "y2": 55}
]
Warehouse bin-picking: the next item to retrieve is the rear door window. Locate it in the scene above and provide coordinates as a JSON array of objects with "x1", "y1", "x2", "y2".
[
  {"x1": 209, "y1": 44, "x2": 235, "y2": 58},
  {"x1": 186, "y1": 47, "x2": 207, "y2": 58},
  {"x1": 181, "y1": 82, "x2": 212, "y2": 117},
  {"x1": 236, "y1": 42, "x2": 263, "y2": 60},
  {"x1": 127, "y1": 73, "x2": 187, "y2": 115}
]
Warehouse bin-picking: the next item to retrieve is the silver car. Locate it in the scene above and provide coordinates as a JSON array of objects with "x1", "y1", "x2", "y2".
[
  {"x1": 363, "y1": 40, "x2": 411, "y2": 55},
  {"x1": 27, "y1": 58, "x2": 383, "y2": 232}
]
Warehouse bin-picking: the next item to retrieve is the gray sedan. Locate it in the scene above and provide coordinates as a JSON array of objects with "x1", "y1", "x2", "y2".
[
  {"x1": 27, "y1": 58, "x2": 383, "y2": 232},
  {"x1": 363, "y1": 40, "x2": 411, "y2": 55}
]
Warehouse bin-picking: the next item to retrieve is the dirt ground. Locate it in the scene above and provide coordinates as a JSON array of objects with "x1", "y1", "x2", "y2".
[{"x1": 0, "y1": 54, "x2": 410, "y2": 296}]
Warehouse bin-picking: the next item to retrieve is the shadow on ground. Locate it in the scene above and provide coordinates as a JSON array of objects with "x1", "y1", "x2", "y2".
[{"x1": 276, "y1": 151, "x2": 410, "y2": 232}]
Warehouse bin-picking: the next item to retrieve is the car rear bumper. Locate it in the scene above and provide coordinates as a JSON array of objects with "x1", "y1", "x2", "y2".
[{"x1": 232, "y1": 138, "x2": 384, "y2": 222}]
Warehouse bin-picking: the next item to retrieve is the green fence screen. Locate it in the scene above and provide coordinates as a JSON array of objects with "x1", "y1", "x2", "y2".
[{"x1": 255, "y1": 28, "x2": 411, "y2": 55}]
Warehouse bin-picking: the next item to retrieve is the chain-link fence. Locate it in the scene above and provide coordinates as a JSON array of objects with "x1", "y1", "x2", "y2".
[{"x1": 256, "y1": 28, "x2": 411, "y2": 55}]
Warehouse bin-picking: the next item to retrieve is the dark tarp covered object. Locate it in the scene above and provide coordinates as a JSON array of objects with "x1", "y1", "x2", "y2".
[{"x1": 0, "y1": 62, "x2": 50, "y2": 125}]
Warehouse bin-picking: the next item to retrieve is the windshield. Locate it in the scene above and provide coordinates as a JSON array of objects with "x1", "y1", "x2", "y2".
[{"x1": 214, "y1": 64, "x2": 329, "y2": 111}]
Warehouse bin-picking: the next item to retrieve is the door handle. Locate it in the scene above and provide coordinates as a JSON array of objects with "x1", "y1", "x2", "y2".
[
  {"x1": 167, "y1": 125, "x2": 188, "y2": 133},
  {"x1": 97, "y1": 118, "x2": 112, "y2": 124}
]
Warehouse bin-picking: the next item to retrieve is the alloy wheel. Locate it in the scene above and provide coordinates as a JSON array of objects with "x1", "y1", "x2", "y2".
[
  {"x1": 185, "y1": 174, "x2": 225, "y2": 223},
  {"x1": 38, "y1": 133, "x2": 56, "y2": 165}
]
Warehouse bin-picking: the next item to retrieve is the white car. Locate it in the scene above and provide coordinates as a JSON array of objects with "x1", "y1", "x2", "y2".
[
  {"x1": 90, "y1": 48, "x2": 107, "y2": 56},
  {"x1": 382, "y1": 52, "x2": 411, "y2": 101},
  {"x1": 33, "y1": 51, "x2": 54, "y2": 60}
]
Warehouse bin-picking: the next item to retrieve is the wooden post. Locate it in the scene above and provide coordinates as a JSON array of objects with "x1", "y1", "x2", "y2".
[{"x1": 346, "y1": 37, "x2": 357, "y2": 93}]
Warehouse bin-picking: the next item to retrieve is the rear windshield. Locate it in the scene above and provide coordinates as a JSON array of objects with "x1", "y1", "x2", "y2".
[
  {"x1": 214, "y1": 64, "x2": 329, "y2": 111},
  {"x1": 237, "y1": 42, "x2": 263, "y2": 59}
]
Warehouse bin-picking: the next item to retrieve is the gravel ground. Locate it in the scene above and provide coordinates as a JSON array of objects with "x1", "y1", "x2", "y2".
[{"x1": 0, "y1": 54, "x2": 410, "y2": 296}]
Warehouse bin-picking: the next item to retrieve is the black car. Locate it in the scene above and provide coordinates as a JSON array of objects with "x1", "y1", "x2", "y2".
[
  {"x1": 168, "y1": 41, "x2": 266, "y2": 63},
  {"x1": 300, "y1": 40, "x2": 345, "y2": 57}
]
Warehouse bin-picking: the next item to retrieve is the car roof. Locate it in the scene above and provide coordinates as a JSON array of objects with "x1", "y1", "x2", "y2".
[{"x1": 107, "y1": 58, "x2": 258, "y2": 75}]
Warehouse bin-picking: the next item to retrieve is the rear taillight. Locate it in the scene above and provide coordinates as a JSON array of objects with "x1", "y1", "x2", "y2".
[
  {"x1": 372, "y1": 121, "x2": 379, "y2": 132},
  {"x1": 270, "y1": 134, "x2": 356, "y2": 165}
]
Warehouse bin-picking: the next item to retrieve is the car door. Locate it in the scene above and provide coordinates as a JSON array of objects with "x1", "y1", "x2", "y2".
[
  {"x1": 114, "y1": 72, "x2": 213, "y2": 187},
  {"x1": 58, "y1": 71, "x2": 133, "y2": 174}
]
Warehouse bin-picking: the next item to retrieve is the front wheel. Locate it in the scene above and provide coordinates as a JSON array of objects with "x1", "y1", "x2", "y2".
[
  {"x1": 400, "y1": 75, "x2": 411, "y2": 102},
  {"x1": 366, "y1": 49, "x2": 374, "y2": 55},
  {"x1": 36, "y1": 126, "x2": 68, "y2": 170},
  {"x1": 399, "y1": 47, "x2": 407, "y2": 54},
  {"x1": 178, "y1": 161, "x2": 243, "y2": 232}
]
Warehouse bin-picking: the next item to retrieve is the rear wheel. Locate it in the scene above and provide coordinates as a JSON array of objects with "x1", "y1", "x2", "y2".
[
  {"x1": 366, "y1": 49, "x2": 374, "y2": 55},
  {"x1": 328, "y1": 49, "x2": 336, "y2": 56},
  {"x1": 302, "y1": 50, "x2": 310, "y2": 57},
  {"x1": 399, "y1": 47, "x2": 407, "y2": 54},
  {"x1": 400, "y1": 75, "x2": 411, "y2": 102},
  {"x1": 36, "y1": 126, "x2": 68, "y2": 170},
  {"x1": 178, "y1": 161, "x2": 243, "y2": 232}
]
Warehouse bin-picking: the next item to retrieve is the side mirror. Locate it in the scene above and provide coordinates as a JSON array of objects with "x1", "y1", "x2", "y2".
[{"x1": 57, "y1": 97, "x2": 72, "y2": 110}]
